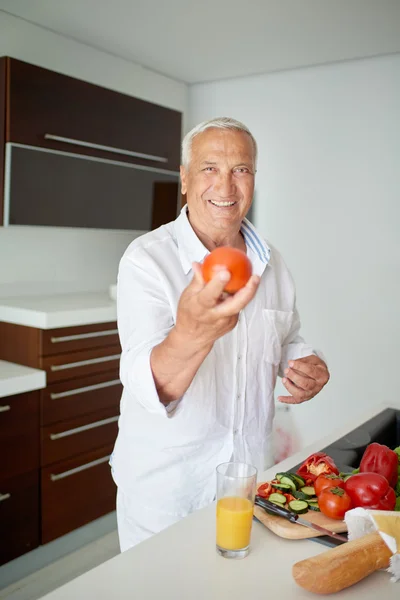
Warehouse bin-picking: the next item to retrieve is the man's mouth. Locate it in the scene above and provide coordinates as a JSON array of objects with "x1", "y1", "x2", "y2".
[{"x1": 208, "y1": 200, "x2": 236, "y2": 207}]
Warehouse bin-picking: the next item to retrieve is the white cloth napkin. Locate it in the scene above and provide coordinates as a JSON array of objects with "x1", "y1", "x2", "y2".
[{"x1": 345, "y1": 508, "x2": 400, "y2": 582}]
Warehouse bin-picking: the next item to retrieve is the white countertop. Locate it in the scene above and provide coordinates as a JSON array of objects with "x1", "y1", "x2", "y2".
[
  {"x1": 0, "y1": 292, "x2": 117, "y2": 329},
  {"x1": 0, "y1": 360, "x2": 46, "y2": 398},
  {"x1": 39, "y1": 402, "x2": 399, "y2": 600}
]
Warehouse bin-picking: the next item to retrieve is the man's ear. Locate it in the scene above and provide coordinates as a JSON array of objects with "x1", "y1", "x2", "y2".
[{"x1": 180, "y1": 165, "x2": 187, "y2": 195}]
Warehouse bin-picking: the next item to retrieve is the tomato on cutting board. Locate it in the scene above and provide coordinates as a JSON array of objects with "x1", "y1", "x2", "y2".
[
  {"x1": 318, "y1": 486, "x2": 353, "y2": 520},
  {"x1": 202, "y1": 247, "x2": 252, "y2": 294},
  {"x1": 314, "y1": 474, "x2": 345, "y2": 497}
]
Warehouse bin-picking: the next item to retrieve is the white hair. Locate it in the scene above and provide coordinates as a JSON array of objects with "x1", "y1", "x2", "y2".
[{"x1": 181, "y1": 117, "x2": 258, "y2": 170}]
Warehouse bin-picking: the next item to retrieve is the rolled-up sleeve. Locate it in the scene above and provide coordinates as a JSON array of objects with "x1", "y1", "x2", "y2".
[{"x1": 117, "y1": 251, "x2": 175, "y2": 417}]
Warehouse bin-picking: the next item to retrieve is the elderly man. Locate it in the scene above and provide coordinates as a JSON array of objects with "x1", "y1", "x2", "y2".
[{"x1": 110, "y1": 117, "x2": 329, "y2": 551}]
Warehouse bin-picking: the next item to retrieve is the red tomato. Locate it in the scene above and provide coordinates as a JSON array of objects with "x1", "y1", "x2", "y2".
[
  {"x1": 202, "y1": 247, "x2": 252, "y2": 294},
  {"x1": 314, "y1": 474, "x2": 344, "y2": 497},
  {"x1": 318, "y1": 486, "x2": 353, "y2": 520}
]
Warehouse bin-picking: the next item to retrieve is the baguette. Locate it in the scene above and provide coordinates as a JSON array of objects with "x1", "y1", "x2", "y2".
[{"x1": 292, "y1": 531, "x2": 392, "y2": 594}]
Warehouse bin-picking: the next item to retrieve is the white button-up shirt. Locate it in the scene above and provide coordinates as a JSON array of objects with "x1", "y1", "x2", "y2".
[{"x1": 111, "y1": 206, "x2": 315, "y2": 538}]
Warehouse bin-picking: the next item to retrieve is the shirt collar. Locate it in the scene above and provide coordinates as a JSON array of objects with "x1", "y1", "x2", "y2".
[{"x1": 174, "y1": 205, "x2": 271, "y2": 276}]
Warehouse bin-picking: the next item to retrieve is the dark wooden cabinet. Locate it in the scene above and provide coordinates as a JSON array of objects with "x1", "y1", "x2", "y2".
[
  {"x1": 41, "y1": 444, "x2": 115, "y2": 544},
  {"x1": 0, "y1": 390, "x2": 40, "y2": 480},
  {"x1": 0, "y1": 57, "x2": 182, "y2": 229},
  {"x1": 0, "y1": 470, "x2": 40, "y2": 566},
  {"x1": 0, "y1": 320, "x2": 120, "y2": 556},
  {"x1": 7, "y1": 58, "x2": 181, "y2": 170},
  {"x1": 0, "y1": 390, "x2": 40, "y2": 566}
]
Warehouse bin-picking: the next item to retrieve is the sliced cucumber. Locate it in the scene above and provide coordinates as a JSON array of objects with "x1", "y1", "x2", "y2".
[
  {"x1": 271, "y1": 483, "x2": 292, "y2": 492},
  {"x1": 288, "y1": 500, "x2": 309, "y2": 514},
  {"x1": 288, "y1": 474, "x2": 306, "y2": 489},
  {"x1": 308, "y1": 502, "x2": 321, "y2": 512},
  {"x1": 280, "y1": 476, "x2": 297, "y2": 492},
  {"x1": 293, "y1": 490, "x2": 310, "y2": 501},
  {"x1": 269, "y1": 492, "x2": 286, "y2": 504},
  {"x1": 300, "y1": 486, "x2": 316, "y2": 498}
]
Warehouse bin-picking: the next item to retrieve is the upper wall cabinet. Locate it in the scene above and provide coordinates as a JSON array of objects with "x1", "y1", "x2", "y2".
[{"x1": 0, "y1": 57, "x2": 182, "y2": 230}]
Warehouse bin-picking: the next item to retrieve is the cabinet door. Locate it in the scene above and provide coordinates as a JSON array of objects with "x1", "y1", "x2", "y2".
[
  {"x1": 41, "y1": 445, "x2": 116, "y2": 543},
  {"x1": 0, "y1": 390, "x2": 39, "y2": 480},
  {"x1": 0, "y1": 470, "x2": 40, "y2": 566},
  {"x1": 41, "y1": 407, "x2": 119, "y2": 467},
  {"x1": 8, "y1": 58, "x2": 182, "y2": 171},
  {"x1": 41, "y1": 369, "x2": 122, "y2": 426}
]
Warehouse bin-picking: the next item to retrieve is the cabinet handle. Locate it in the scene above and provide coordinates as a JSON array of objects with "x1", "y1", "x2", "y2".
[
  {"x1": 50, "y1": 329, "x2": 118, "y2": 343},
  {"x1": 50, "y1": 415, "x2": 119, "y2": 440},
  {"x1": 0, "y1": 405, "x2": 11, "y2": 413},
  {"x1": 0, "y1": 493, "x2": 11, "y2": 502},
  {"x1": 50, "y1": 378, "x2": 121, "y2": 400},
  {"x1": 44, "y1": 134, "x2": 168, "y2": 164},
  {"x1": 50, "y1": 455, "x2": 110, "y2": 482},
  {"x1": 50, "y1": 354, "x2": 120, "y2": 372}
]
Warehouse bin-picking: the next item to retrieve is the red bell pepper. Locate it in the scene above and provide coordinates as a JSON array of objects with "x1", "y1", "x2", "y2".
[
  {"x1": 296, "y1": 452, "x2": 339, "y2": 482},
  {"x1": 359, "y1": 442, "x2": 398, "y2": 488},
  {"x1": 344, "y1": 472, "x2": 396, "y2": 510}
]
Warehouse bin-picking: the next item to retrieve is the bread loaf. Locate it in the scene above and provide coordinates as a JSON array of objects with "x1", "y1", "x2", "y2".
[{"x1": 292, "y1": 531, "x2": 392, "y2": 594}]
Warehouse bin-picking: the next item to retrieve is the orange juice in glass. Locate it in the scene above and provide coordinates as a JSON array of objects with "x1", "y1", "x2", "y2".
[{"x1": 216, "y1": 462, "x2": 257, "y2": 559}]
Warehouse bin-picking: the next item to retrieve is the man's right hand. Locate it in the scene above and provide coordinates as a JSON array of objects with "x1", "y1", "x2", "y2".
[{"x1": 174, "y1": 262, "x2": 260, "y2": 351}]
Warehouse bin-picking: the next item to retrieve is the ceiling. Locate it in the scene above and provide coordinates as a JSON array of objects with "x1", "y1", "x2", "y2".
[{"x1": 1, "y1": 0, "x2": 400, "y2": 84}]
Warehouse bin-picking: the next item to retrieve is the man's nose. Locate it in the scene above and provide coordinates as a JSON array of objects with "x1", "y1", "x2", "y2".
[{"x1": 215, "y1": 172, "x2": 236, "y2": 197}]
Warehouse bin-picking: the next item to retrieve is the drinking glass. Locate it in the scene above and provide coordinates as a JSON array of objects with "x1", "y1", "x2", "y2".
[{"x1": 216, "y1": 462, "x2": 257, "y2": 559}]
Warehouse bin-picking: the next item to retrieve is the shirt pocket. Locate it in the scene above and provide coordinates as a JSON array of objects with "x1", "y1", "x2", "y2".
[{"x1": 262, "y1": 309, "x2": 294, "y2": 365}]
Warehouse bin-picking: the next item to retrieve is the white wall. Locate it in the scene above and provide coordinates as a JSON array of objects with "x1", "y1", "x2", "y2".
[
  {"x1": 0, "y1": 12, "x2": 188, "y2": 296},
  {"x1": 189, "y1": 54, "x2": 400, "y2": 446}
]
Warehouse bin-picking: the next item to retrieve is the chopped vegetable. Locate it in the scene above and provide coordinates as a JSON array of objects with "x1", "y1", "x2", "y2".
[
  {"x1": 359, "y1": 442, "x2": 398, "y2": 488},
  {"x1": 269, "y1": 492, "x2": 286, "y2": 504},
  {"x1": 297, "y1": 452, "x2": 339, "y2": 482},
  {"x1": 288, "y1": 500, "x2": 309, "y2": 514}
]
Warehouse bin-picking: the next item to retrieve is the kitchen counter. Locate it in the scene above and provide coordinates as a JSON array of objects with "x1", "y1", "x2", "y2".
[
  {"x1": 0, "y1": 359, "x2": 46, "y2": 398},
  {"x1": 0, "y1": 292, "x2": 117, "y2": 329},
  {"x1": 38, "y1": 401, "x2": 399, "y2": 600}
]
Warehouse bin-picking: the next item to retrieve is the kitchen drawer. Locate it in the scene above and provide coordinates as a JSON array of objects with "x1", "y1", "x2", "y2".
[
  {"x1": 41, "y1": 445, "x2": 116, "y2": 543},
  {"x1": 41, "y1": 369, "x2": 122, "y2": 426},
  {"x1": 40, "y1": 344, "x2": 121, "y2": 384},
  {"x1": 0, "y1": 390, "x2": 39, "y2": 480},
  {"x1": 41, "y1": 407, "x2": 119, "y2": 467},
  {"x1": 0, "y1": 470, "x2": 39, "y2": 566},
  {"x1": 41, "y1": 322, "x2": 119, "y2": 356}
]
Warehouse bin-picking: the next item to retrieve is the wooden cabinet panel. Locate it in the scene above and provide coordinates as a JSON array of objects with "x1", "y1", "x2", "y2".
[
  {"x1": 41, "y1": 406, "x2": 119, "y2": 467},
  {"x1": 8, "y1": 58, "x2": 182, "y2": 170},
  {"x1": 41, "y1": 369, "x2": 121, "y2": 426},
  {"x1": 0, "y1": 470, "x2": 40, "y2": 566},
  {"x1": 41, "y1": 322, "x2": 120, "y2": 356},
  {"x1": 0, "y1": 390, "x2": 39, "y2": 480},
  {"x1": 40, "y1": 344, "x2": 121, "y2": 384},
  {"x1": 0, "y1": 321, "x2": 42, "y2": 368},
  {"x1": 41, "y1": 445, "x2": 116, "y2": 544}
]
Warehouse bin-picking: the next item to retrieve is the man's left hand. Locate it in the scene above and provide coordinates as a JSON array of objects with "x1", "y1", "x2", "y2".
[{"x1": 278, "y1": 355, "x2": 330, "y2": 404}]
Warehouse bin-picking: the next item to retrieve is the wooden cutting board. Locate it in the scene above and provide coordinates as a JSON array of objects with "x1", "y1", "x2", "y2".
[{"x1": 253, "y1": 505, "x2": 348, "y2": 540}]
